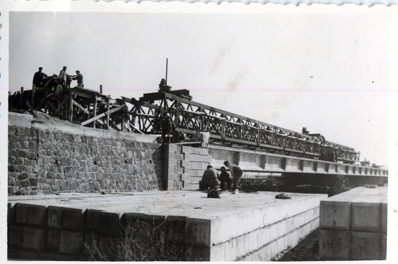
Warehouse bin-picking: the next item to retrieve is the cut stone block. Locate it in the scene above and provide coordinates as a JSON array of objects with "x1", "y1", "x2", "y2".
[
  {"x1": 186, "y1": 218, "x2": 211, "y2": 247},
  {"x1": 22, "y1": 227, "x2": 46, "y2": 250},
  {"x1": 320, "y1": 201, "x2": 350, "y2": 230},
  {"x1": 351, "y1": 231, "x2": 382, "y2": 260},
  {"x1": 8, "y1": 225, "x2": 23, "y2": 247},
  {"x1": 351, "y1": 202, "x2": 381, "y2": 232},
  {"x1": 62, "y1": 207, "x2": 85, "y2": 230},
  {"x1": 16, "y1": 203, "x2": 47, "y2": 227},
  {"x1": 86, "y1": 210, "x2": 121, "y2": 235},
  {"x1": 168, "y1": 144, "x2": 177, "y2": 152},
  {"x1": 381, "y1": 234, "x2": 387, "y2": 260},
  {"x1": 46, "y1": 229, "x2": 60, "y2": 252},
  {"x1": 319, "y1": 230, "x2": 350, "y2": 260},
  {"x1": 189, "y1": 154, "x2": 212, "y2": 163},
  {"x1": 182, "y1": 146, "x2": 192, "y2": 153},
  {"x1": 381, "y1": 202, "x2": 387, "y2": 234},
  {"x1": 8, "y1": 203, "x2": 16, "y2": 225},
  {"x1": 59, "y1": 231, "x2": 83, "y2": 255},
  {"x1": 47, "y1": 206, "x2": 63, "y2": 228}
]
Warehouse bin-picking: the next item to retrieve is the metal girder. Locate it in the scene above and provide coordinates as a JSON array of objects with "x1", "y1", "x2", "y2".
[{"x1": 129, "y1": 91, "x2": 359, "y2": 163}]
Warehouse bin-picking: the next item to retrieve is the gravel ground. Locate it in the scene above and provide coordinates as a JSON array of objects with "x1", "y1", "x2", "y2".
[{"x1": 273, "y1": 228, "x2": 320, "y2": 261}]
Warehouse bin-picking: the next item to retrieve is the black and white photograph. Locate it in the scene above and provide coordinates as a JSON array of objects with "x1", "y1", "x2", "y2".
[{"x1": 2, "y1": 1, "x2": 397, "y2": 262}]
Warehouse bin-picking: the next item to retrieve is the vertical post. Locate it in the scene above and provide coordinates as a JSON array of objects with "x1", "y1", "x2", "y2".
[
  {"x1": 199, "y1": 107, "x2": 204, "y2": 131},
  {"x1": 121, "y1": 113, "x2": 125, "y2": 132},
  {"x1": 165, "y1": 58, "x2": 168, "y2": 86},
  {"x1": 106, "y1": 96, "x2": 110, "y2": 129},
  {"x1": 69, "y1": 94, "x2": 73, "y2": 122},
  {"x1": 31, "y1": 85, "x2": 36, "y2": 108},
  {"x1": 19, "y1": 87, "x2": 24, "y2": 106},
  {"x1": 100, "y1": 85, "x2": 103, "y2": 94},
  {"x1": 93, "y1": 95, "x2": 97, "y2": 129},
  {"x1": 221, "y1": 120, "x2": 226, "y2": 140}
]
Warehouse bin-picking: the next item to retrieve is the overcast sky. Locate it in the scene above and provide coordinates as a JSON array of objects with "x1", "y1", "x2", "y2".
[{"x1": 9, "y1": 9, "x2": 392, "y2": 165}]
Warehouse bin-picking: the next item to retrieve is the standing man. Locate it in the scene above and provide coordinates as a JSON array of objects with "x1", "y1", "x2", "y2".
[
  {"x1": 224, "y1": 161, "x2": 244, "y2": 194},
  {"x1": 32, "y1": 67, "x2": 47, "y2": 89},
  {"x1": 59, "y1": 66, "x2": 68, "y2": 88},
  {"x1": 71, "y1": 70, "x2": 84, "y2": 88}
]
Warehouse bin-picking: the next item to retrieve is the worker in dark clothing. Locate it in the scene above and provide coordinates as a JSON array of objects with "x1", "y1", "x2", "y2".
[
  {"x1": 32, "y1": 67, "x2": 47, "y2": 89},
  {"x1": 224, "y1": 161, "x2": 244, "y2": 194},
  {"x1": 71, "y1": 70, "x2": 84, "y2": 88},
  {"x1": 161, "y1": 115, "x2": 173, "y2": 143},
  {"x1": 219, "y1": 166, "x2": 232, "y2": 190},
  {"x1": 202, "y1": 165, "x2": 221, "y2": 190},
  {"x1": 159, "y1": 78, "x2": 172, "y2": 92}
]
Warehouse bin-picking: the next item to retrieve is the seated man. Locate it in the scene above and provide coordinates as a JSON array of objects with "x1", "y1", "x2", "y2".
[{"x1": 201, "y1": 165, "x2": 220, "y2": 190}]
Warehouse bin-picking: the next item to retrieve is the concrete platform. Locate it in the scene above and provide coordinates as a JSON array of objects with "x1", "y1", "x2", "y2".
[{"x1": 8, "y1": 190, "x2": 327, "y2": 261}]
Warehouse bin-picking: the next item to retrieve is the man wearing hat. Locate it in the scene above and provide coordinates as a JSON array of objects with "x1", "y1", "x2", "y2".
[{"x1": 32, "y1": 67, "x2": 47, "y2": 89}]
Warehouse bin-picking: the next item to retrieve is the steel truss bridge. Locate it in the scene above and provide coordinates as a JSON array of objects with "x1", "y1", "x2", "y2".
[
  {"x1": 125, "y1": 90, "x2": 359, "y2": 164},
  {"x1": 10, "y1": 88, "x2": 360, "y2": 164}
]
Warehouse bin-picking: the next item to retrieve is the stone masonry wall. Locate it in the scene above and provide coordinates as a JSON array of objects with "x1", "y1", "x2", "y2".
[
  {"x1": 164, "y1": 144, "x2": 212, "y2": 191},
  {"x1": 8, "y1": 113, "x2": 163, "y2": 195}
]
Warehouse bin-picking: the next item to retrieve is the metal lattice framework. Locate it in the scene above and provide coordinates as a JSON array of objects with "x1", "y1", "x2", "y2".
[
  {"x1": 123, "y1": 91, "x2": 359, "y2": 163},
  {"x1": 9, "y1": 87, "x2": 359, "y2": 163}
]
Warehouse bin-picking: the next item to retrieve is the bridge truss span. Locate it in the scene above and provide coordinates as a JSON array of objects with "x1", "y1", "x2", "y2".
[{"x1": 125, "y1": 91, "x2": 359, "y2": 164}]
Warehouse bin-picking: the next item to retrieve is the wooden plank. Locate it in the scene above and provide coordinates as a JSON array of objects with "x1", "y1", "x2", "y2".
[
  {"x1": 54, "y1": 94, "x2": 70, "y2": 115},
  {"x1": 106, "y1": 96, "x2": 110, "y2": 129},
  {"x1": 46, "y1": 100, "x2": 56, "y2": 113},
  {"x1": 69, "y1": 95, "x2": 73, "y2": 122},
  {"x1": 110, "y1": 120, "x2": 121, "y2": 131},
  {"x1": 72, "y1": 99, "x2": 105, "y2": 125},
  {"x1": 36, "y1": 92, "x2": 48, "y2": 110},
  {"x1": 25, "y1": 100, "x2": 37, "y2": 117},
  {"x1": 93, "y1": 95, "x2": 97, "y2": 128},
  {"x1": 72, "y1": 90, "x2": 95, "y2": 99},
  {"x1": 129, "y1": 123, "x2": 144, "y2": 134},
  {"x1": 81, "y1": 105, "x2": 125, "y2": 126},
  {"x1": 72, "y1": 99, "x2": 90, "y2": 115}
]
